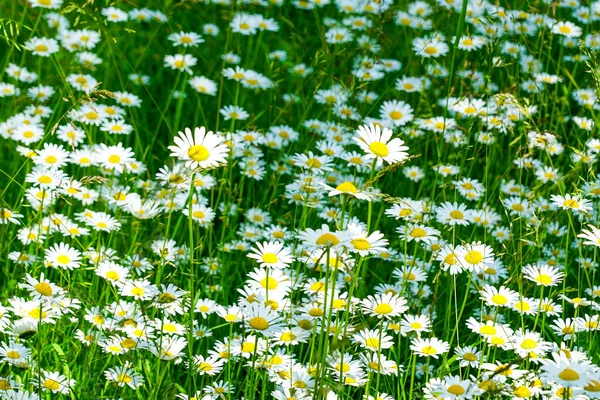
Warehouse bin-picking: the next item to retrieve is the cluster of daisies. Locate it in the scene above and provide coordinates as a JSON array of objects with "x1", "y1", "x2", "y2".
[{"x1": 1, "y1": 0, "x2": 600, "y2": 398}]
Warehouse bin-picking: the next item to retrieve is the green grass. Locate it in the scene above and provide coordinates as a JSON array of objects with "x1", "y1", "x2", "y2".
[{"x1": 0, "y1": 0, "x2": 600, "y2": 399}]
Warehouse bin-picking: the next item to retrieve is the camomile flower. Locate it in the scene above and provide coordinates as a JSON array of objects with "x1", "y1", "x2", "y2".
[
  {"x1": 35, "y1": 371, "x2": 74, "y2": 394},
  {"x1": 480, "y1": 285, "x2": 518, "y2": 308},
  {"x1": 456, "y1": 242, "x2": 495, "y2": 273},
  {"x1": 104, "y1": 362, "x2": 144, "y2": 389},
  {"x1": 397, "y1": 223, "x2": 439, "y2": 244},
  {"x1": 189, "y1": 76, "x2": 218, "y2": 96},
  {"x1": 379, "y1": 100, "x2": 414, "y2": 127},
  {"x1": 354, "y1": 123, "x2": 409, "y2": 165},
  {"x1": 551, "y1": 21, "x2": 582, "y2": 38},
  {"x1": 410, "y1": 337, "x2": 449, "y2": 359},
  {"x1": 168, "y1": 31, "x2": 204, "y2": 47},
  {"x1": 439, "y1": 376, "x2": 479, "y2": 399},
  {"x1": 45, "y1": 243, "x2": 82, "y2": 270},
  {"x1": 413, "y1": 37, "x2": 449, "y2": 58},
  {"x1": 168, "y1": 127, "x2": 229, "y2": 170},
  {"x1": 94, "y1": 143, "x2": 135, "y2": 173},
  {"x1": 19, "y1": 273, "x2": 61, "y2": 301},
  {"x1": 360, "y1": 293, "x2": 408, "y2": 319},
  {"x1": 455, "y1": 346, "x2": 483, "y2": 368},
  {"x1": 183, "y1": 204, "x2": 216, "y2": 227},
  {"x1": 25, "y1": 37, "x2": 60, "y2": 56},
  {"x1": 243, "y1": 303, "x2": 283, "y2": 334},
  {"x1": 435, "y1": 202, "x2": 473, "y2": 226},
  {"x1": 352, "y1": 328, "x2": 394, "y2": 352},
  {"x1": 164, "y1": 54, "x2": 197, "y2": 74},
  {"x1": 523, "y1": 264, "x2": 564, "y2": 286},
  {"x1": 347, "y1": 225, "x2": 389, "y2": 256},
  {"x1": 220, "y1": 105, "x2": 249, "y2": 121},
  {"x1": 540, "y1": 352, "x2": 594, "y2": 388},
  {"x1": 320, "y1": 181, "x2": 373, "y2": 201},
  {"x1": 247, "y1": 241, "x2": 292, "y2": 269},
  {"x1": 578, "y1": 225, "x2": 600, "y2": 247},
  {"x1": 550, "y1": 193, "x2": 592, "y2": 214}
]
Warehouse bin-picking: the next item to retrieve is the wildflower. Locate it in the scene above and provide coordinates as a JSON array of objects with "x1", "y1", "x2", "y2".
[
  {"x1": 247, "y1": 241, "x2": 292, "y2": 269},
  {"x1": 410, "y1": 337, "x2": 449, "y2": 358},
  {"x1": 360, "y1": 293, "x2": 408, "y2": 319},
  {"x1": 104, "y1": 362, "x2": 144, "y2": 389},
  {"x1": 354, "y1": 123, "x2": 409, "y2": 165},
  {"x1": 168, "y1": 127, "x2": 229, "y2": 170}
]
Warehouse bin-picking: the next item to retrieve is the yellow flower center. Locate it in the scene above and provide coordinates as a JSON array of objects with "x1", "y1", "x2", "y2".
[
  {"x1": 249, "y1": 316, "x2": 269, "y2": 330},
  {"x1": 188, "y1": 144, "x2": 209, "y2": 162},
  {"x1": 336, "y1": 181, "x2": 358, "y2": 193},
  {"x1": 261, "y1": 253, "x2": 278, "y2": 264},
  {"x1": 35, "y1": 282, "x2": 53, "y2": 296},
  {"x1": 57, "y1": 255, "x2": 71, "y2": 265},
  {"x1": 390, "y1": 111, "x2": 403, "y2": 120},
  {"x1": 447, "y1": 384, "x2": 465, "y2": 395},
  {"x1": 558, "y1": 368, "x2": 580, "y2": 381},
  {"x1": 350, "y1": 238, "x2": 370, "y2": 250},
  {"x1": 374, "y1": 303, "x2": 392, "y2": 314},
  {"x1": 316, "y1": 233, "x2": 340, "y2": 246},
  {"x1": 260, "y1": 277, "x2": 278, "y2": 290},
  {"x1": 369, "y1": 141, "x2": 389, "y2": 157}
]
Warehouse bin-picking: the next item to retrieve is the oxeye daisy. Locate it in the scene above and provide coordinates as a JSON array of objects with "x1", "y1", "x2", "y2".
[
  {"x1": 183, "y1": 204, "x2": 216, "y2": 227},
  {"x1": 168, "y1": 126, "x2": 229, "y2": 170},
  {"x1": 360, "y1": 293, "x2": 408, "y2": 319},
  {"x1": 480, "y1": 285, "x2": 518, "y2": 308},
  {"x1": 45, "y1": 242, "x2": 82, "y2": 270},
  {"x1": 320, "y1": 180, "x2": 373, "y2": 201},
  {"x1": 578, "y1": 224, "x2": 600, "y2": 247},
  {"x1": 354, "y1": 123, "x2": 409, "y2": 165},
  {"x1": 352, "y1": 328, "x2": 394, "y2": 352},
  {"x1": 247, "y1": 241, "x2": 292, "y2": 269},
  {"x1": 540, "y1": 352, "x2": 594, "y2": 388},
  {"x1": 522, "y1": 264, "x2": 564, "y2": 286},
  {"x1": 104, "y1": 362, "x2": 144, "y2": 389},
  {"x1": 410, "y1": 337, "x2": 449, "y2": 359},
  {"x1": 550, "y1": 193, "x2": 592, "y2": 214}
]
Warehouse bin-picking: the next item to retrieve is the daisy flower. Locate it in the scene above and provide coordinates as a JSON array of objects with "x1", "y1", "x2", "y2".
[
  {"x1": 247, "y1": 241, "x2": 292, "y2": 269},
  {"x1": 379, "y1": 99, "x2": 414, "y2": 127},
  {"x1": 164, "y1": 54, "x2": 197, "y2": 74},
  {"x1": 522, "y1": 264, "x2": 564, "y2": 286},
  {"x1": 35, "y1": 371, "x2": 75, "y2": 394},
  {"x1": 410, "y1": 337, "x2": 449, "y2": 358},
  {"x1": 168, "y1": 127, "x2": 229, "y2": 170},
  {"x1": 360, "y1": 293, "x2": 408, "y2": 319},
  {"x1": 45, "y1": 243, "x2": 82, "y2": 270},
  {"x1": 320, "y1": 180, "x2": 373, "y2": 201},
  {"x1": 354, "y1": 123, "x2": 409, "y2": 165},
  {"x1": 550, "y1": 193, "x2": 592, "y2": 214},
  {"x1": 104, "y1": 362, "x2": 144, "y2": 389},
  {"x1": 578, "y1": 225, "x2": 600, "y2": 247},
  {"x1": 540, "y1": 352, "x2": 594, "y2": 388}
]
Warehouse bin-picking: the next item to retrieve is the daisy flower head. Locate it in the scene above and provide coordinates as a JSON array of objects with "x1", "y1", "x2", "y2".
[
  {"x1": 320, "y1": 180, "x2": 373, "y2": 201},
  {"x1": 578, "y1": 225, "x2": 600, "y2": 247},
  {"x1": 354, "y1": 123, "x2": 409, "y2": 165},
  {"x1": 104, "y1": 361, "x2": 144, "y2": 389},
  {"x1": 413, "y1": 36, "x2": 449, "y2": 58},
  {"x1": 523, "y1": 264, "x2": 564, "y2": 287},
  {"x1": 379, "y1": 99, "x2": 414, "y2": 127},
  {"x1": 168, "y1": 126, "x2": 229, "y2": 170},
  {"x1": 247, "y1": 241, "x2": 292, "y2": 269},
  {"x1": 410, "y1": 337, "x2": 449, "y2": 358},
  {"x1": 45, "y1": 242, "x2": 82, "y2": 270},
  {"x1": 361, "y1": 292, "x2": 408, "y2": 319},
  {"x1": 550, "y1": 193, "x2": 592, "y2": 214}
]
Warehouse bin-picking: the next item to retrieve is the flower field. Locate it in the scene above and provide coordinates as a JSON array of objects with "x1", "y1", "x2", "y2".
[{"x1": 1, "y1": 0, "x2": 600, "y2": 399}]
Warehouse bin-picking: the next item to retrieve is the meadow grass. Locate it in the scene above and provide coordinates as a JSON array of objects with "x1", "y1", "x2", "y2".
[{"x1": 0, "y1": 0, "x2": 600, "y2": 399}]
